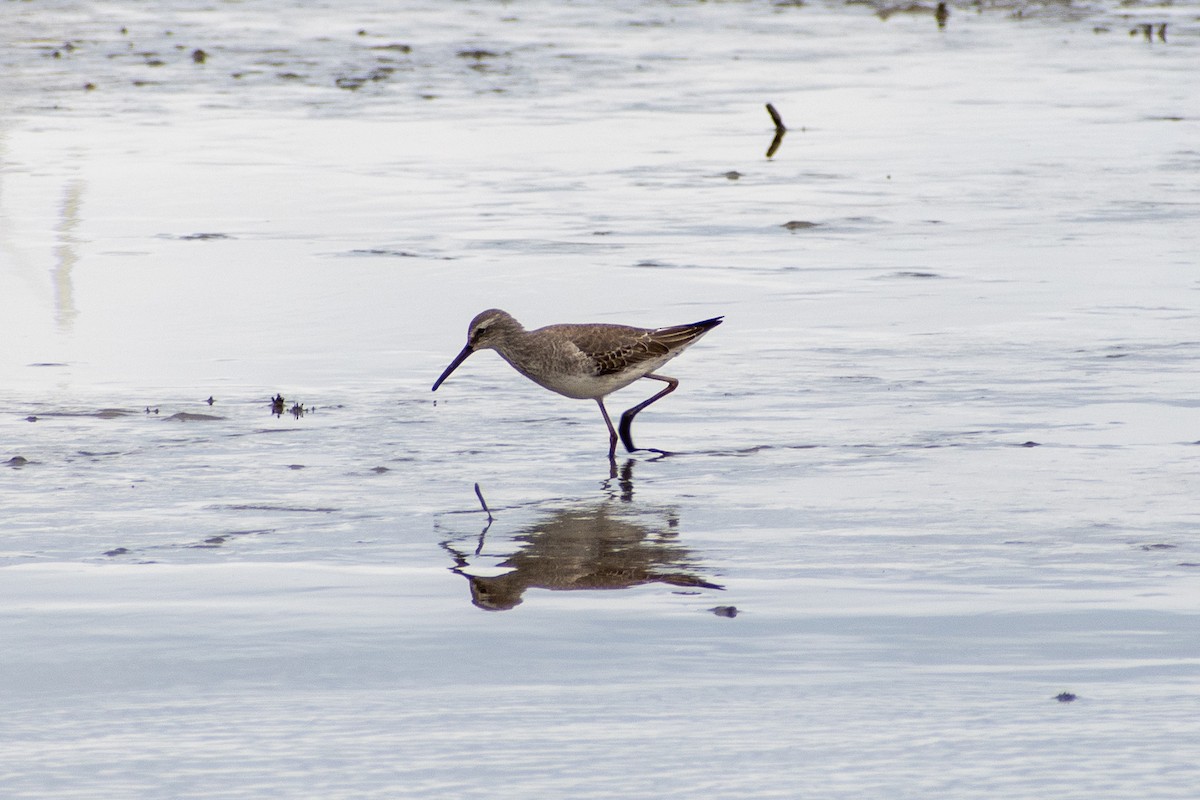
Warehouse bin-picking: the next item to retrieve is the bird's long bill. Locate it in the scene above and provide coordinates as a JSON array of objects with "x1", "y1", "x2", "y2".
[{"x1": 431, "y1": 344, "x2": 474, "y2": 391}]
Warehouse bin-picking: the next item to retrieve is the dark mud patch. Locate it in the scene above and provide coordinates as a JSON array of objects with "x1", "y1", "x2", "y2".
[
  {"x1": 189, "y1": 537, "x2": 227, "y2": 549},
  {"x1": 160, "y1": 232, "x2": 234, "y2": 241},
  {"x1": 335, "y1": 68, "x2": 393, "y2": 90},
  {"x1": 336, "y1": 248, "x2": 455, "y2": 260},
  {"x1": 882, "y1": 270, "x2": 945, "y2": 279},
  {"x1": 188, "y1": 530, "x2": 274, "y2": 549},
  {"x1": 704, "y1": 443, "x2": 820, "y2": 457},
  {"x1": 213, "y1": 504, "x2": 339, "y2": 513},
  {"x1": 369, "y1": 43, "x2": 412, "y2": 54},
  {"x1": 348, "y1": 248, "x2": 422, "y2": 257},
  {"x1": 165, "y1": 412, "x2": 225, "y2": 422},
  {"x1": 33, "y1": 408, "x2": 138, "y2": 419}
]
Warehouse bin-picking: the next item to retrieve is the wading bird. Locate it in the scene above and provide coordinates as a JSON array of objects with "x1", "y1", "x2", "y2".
[{"x1": 432, "y1": 309, "x2": 722, "y2": 457}]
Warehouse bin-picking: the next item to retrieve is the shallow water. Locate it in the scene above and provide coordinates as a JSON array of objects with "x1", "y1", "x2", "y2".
[{"x1": 2, "y1": 1, "x2": 1200, "y2": 797}]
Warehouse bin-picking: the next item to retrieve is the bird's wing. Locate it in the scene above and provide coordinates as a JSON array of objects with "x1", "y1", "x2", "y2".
[
  {"x1": 551, "y1": 317, "x2": 722, "y2": 378},
  {"x1": 574, "y1": 327, "x2": 672, "y2": 377}
]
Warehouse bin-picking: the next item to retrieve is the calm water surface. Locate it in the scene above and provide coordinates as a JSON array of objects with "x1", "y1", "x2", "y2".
[{"x1": 2, "y1": 1, "x2": 1199, "y2": 797}]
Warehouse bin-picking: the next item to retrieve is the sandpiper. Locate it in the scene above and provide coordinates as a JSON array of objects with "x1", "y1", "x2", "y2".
[{"x1": 432, "y1": 309, "x2": 723, "y2": 457}]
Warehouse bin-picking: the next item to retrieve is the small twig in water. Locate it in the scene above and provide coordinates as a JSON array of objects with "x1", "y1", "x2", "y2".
[
  {"x1": 766, "y1": 102, "x2": 787, "y2": 134},
  {"x1": 765, "y1": 103, "x2": 788, "y2": 158},
  {"x1": 474, "y1": 482, "x2": 494, "y2": 522}
]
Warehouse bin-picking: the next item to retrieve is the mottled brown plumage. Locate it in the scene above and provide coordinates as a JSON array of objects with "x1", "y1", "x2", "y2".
[{"x1": 432, "y1": 309, "x2": 722, "y2": 456}]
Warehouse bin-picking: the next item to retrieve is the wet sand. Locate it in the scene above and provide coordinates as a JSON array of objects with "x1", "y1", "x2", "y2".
[{"x1": 2, "y1": 1, "x2": 1199, "y2": 797}]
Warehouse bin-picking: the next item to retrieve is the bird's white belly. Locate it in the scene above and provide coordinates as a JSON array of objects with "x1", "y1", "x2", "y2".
[{"x1": 525, "y1": 355, "x2": 675, "y2": 400}]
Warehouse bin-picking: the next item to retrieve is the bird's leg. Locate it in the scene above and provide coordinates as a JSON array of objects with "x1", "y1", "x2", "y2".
[
  {"x1": 596, "y1": 398, "x2": 619, "y2": 459},
  {"x1": 618, "y1": 374, "x2": 678, "y2": 453}
]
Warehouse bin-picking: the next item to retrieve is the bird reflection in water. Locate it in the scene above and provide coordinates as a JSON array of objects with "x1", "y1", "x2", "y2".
[{"x1": 441, "y1": 464, "x2": 722, "y2": 611}]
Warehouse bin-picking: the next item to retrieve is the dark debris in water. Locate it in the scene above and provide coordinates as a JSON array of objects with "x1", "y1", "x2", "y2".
[
  {"x1": 5, "y1": 456, "x2": 30, "y2": 468},
  {"x1": 710, "y1": 605, "x2": 739, "y2": 618},
  {"x1": 269, "y1": 394, "x2": 312, "y2": 418},
  {"x1": 1139, "y1": 543, "x2": 1177, "y2": 551},
  {"x1": 1129, "y1": 23, "x2": 1167, "y2": 43},
  {"x1": 782, "y1": 220, "x2": 819, "y2": 230},
  {"x1": 1055, "y1": 692, "x2": 1077, "y2": 703}
]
